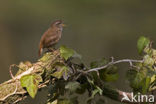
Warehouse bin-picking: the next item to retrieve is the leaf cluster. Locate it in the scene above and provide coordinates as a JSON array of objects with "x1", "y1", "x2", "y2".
[{"x1": 17, "y1": 36, "x2": 156, "y2": 104}]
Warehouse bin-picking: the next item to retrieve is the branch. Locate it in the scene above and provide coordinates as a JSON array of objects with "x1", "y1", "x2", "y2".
[
  {"x1": 0, "y1": 50, "x2": 61, "y2": 104},
  {"x1": 75, "y1": 58, "x2": 143, "y2": 80},
  {"x1": 86, "y1": 59, "x2": 143, "y2": 73},
  {"x1": 0, "y1": 50, "x2": 155, "y2": 104},
  {"x1": 82, "y1": 58, "x2": 156, "y2": 104}
]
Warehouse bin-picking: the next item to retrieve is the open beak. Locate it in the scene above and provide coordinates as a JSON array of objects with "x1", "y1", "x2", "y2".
[{"x1": 61, "y1": 24, "x2": 66, "y2": 27}]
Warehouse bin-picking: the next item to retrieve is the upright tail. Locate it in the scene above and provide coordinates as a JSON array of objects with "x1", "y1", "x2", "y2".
[{"x1": 38, "y1": 43, "x2": 43, "y2": 57}]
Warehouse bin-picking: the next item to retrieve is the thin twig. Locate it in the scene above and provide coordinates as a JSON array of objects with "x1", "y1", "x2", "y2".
[
  {"x1": 86, "y1": 59, "x2": 143, "y2": 73},
  {"x1": 9, "y1": 64, "x2": 18, "y2": 79},
  {"x1": 75, "y1": 59, "x2": 143, "y2": 80},
  {"x1": 13, "y1": 96, "x2": 27, "y2": 104}
]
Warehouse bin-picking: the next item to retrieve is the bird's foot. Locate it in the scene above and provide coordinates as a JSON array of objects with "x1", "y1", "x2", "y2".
[{"x1": 47, "y1": 47, "x2": 56, "y2": 53}]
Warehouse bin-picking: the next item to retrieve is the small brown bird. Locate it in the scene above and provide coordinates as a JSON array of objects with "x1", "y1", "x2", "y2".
[{"x1": 38, "y1": 20, "x2": 65, "y2": 56}]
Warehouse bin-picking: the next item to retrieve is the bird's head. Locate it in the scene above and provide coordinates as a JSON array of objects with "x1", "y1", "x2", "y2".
[{"x1": 51, "y1": 20, "x2": 66, "y2": 29}]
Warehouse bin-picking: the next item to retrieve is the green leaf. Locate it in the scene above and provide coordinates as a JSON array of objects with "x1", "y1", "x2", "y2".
[
  {"x1": 87, "y1": 86, "x2": 103, "y2": 102},
  {"x1": 20, "y1": 75, "x2": 42, "y2": 98},
  {"x1": 151, "y1": 75, "x2": 156, "y2": 83},
  {"x1": 143, "y1": 55, "x2": 154, "y2": 66},
  {"x1": 127, "y1": 70, "x2": 145, "y2": 92},
  {"x1": 90, "y1": 61, "x2": 98, "y2": 68},
  {"x1": 51, "y1": 69, "x2": 64, "y2": 79},
  {"x1": 90, "y1": 58, "x2": 107, "y2": 68},
  {"x1": 150, "y1": 86, "x2": 156, "y2": 91},
  {"x1": 52, "y1": 65, "x2": 70, "y2": 80},
  {"x1": 95, "y1": 86, "x2": 103, "y2": 95},
  {"x1": 126, "y1": 69, "x2": 138, "y2": 82},
  {"x1": 87, "y1": 77, "x2": 94, "y2": 85},
  {"x1": 104, "y1": 73, "x2": 119, "y2": 82},
  {"x1": 65, "y1": 81, "x2": 80, "y2": 92},
  {"x1": 60, "y1": 46, "x2": 74, "y2": 60},
  {"x1": 142, "y1": 76, "x2": 151, "y2": 94},
  {"x1": 133, "y1": 73, "x2": 144, "y2": 88},
  {"x1": 137, "y1": 36, "x2": 150, "y2": 55},
  {"x1": 39, "y1": 52, "x2": 52, "y2": 62},
  {"x1": 99, "y1": 66, "x2": 118, "y2": 82},
  {"x1": 58, "y1": 99, "x2": 72, "y2": 104},
  {"x1": 86, "y1": 77, "x2": 103, "y2": 101}
]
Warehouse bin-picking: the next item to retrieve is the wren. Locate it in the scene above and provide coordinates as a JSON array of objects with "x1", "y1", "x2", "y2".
[{"x1": 38, "y1": 20, "x2": 65, "y2": 56}]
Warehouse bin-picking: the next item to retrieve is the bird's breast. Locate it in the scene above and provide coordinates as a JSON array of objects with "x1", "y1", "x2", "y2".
[{"x1": 43, "y1": 28, "x2": 62, "y2": 48}]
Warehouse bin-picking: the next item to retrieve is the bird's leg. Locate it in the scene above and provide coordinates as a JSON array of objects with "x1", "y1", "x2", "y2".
[
  {"x1": 47, "y1": 47, "x2": 57, "y2": 53},
  {"x1": 45, "y1": 48, "x2": 55, "y2": 54},
  {"x1": 48, "y1": 47, "x2": 54, "y2": 52}
]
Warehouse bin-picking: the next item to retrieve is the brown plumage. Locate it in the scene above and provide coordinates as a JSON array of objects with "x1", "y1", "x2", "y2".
[{"x1": 38, "y1": 20, "x2": 65, "y2": 56}]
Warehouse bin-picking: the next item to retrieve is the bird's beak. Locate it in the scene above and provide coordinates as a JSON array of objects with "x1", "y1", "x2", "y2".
[{"x1": 61, "y1": 24, "x2": 66, "y2": 27}]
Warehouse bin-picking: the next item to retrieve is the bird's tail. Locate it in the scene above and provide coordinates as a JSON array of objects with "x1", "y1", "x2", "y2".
[{"x1": 38, "y1": 43, "x2": 43, "y2": 57}]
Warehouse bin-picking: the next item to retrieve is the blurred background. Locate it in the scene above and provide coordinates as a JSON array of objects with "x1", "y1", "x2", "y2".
[{"x1": 0, "y1": 0, "x2": 156, "y2": 104}]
